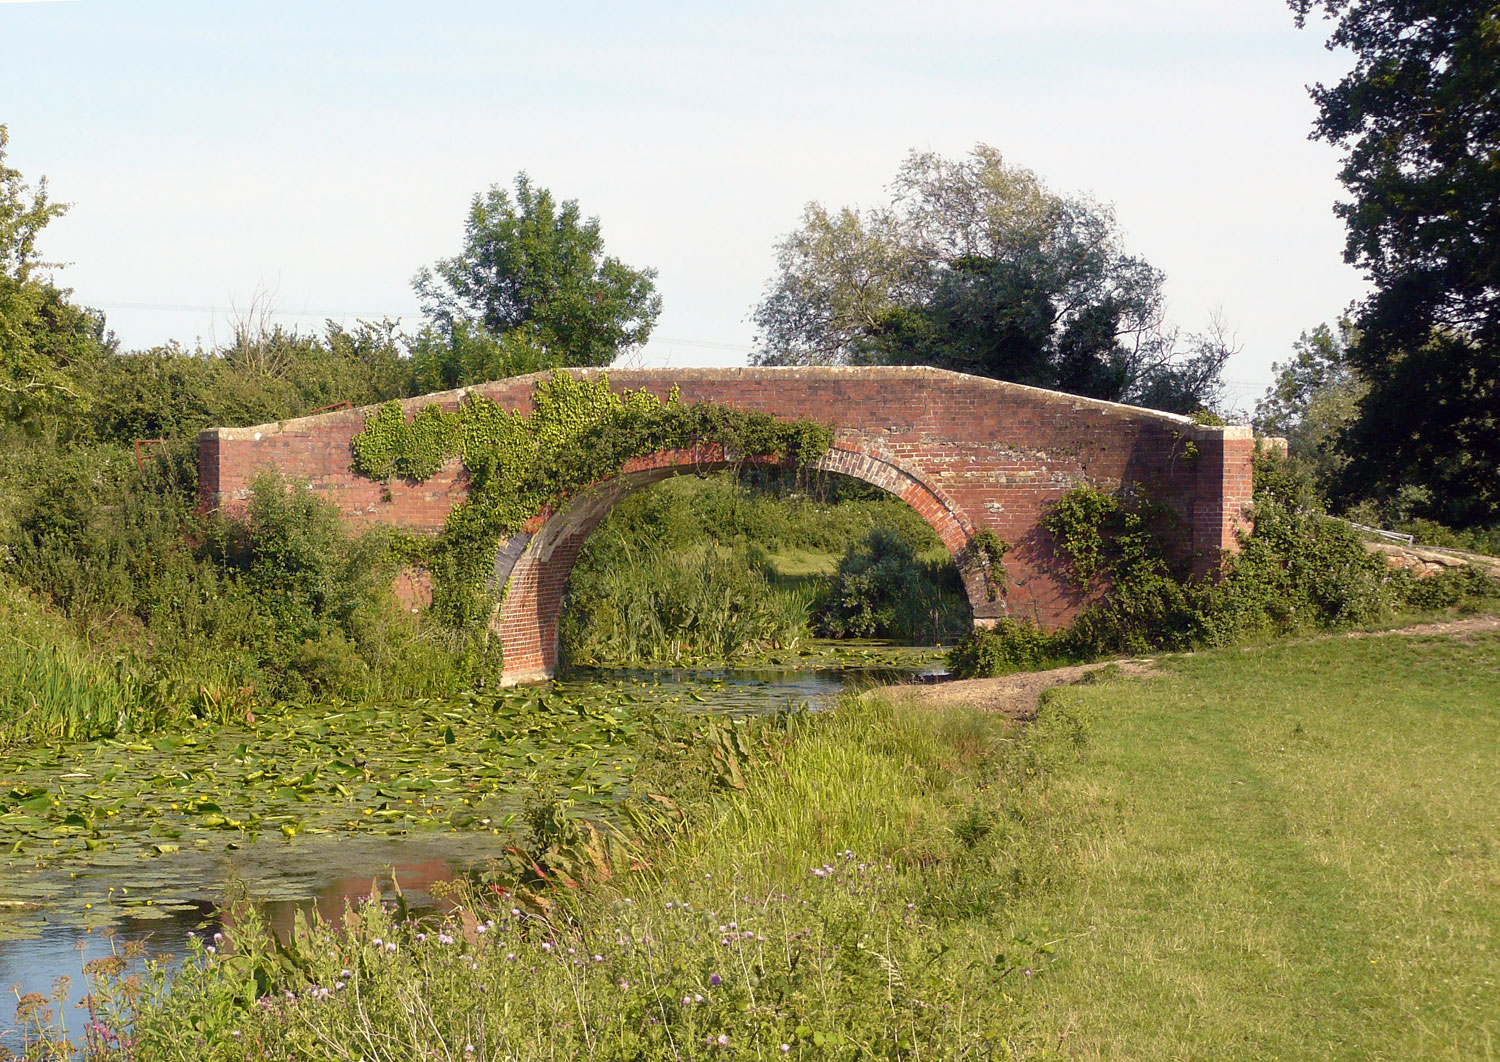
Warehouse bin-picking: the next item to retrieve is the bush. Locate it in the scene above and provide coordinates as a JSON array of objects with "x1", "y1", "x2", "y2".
[
  {"x1": 818, "y1": 526, "x2": 971, "y2": 643},
  {"x1": 947, "y1": 618, "x2": 1070, "y2": 677},
  {"x1": 1, "y1": 447, "x2": 467, "y2": 716},
  {"x1": 948, "y1": 447, "x2": 1500, "y2": 678}
]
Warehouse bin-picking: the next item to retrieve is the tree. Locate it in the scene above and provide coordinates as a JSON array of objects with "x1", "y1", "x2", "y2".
[
  {"x1": 412, "y1": 174, "x2": 661, "y2": 387},
  {"x1": 1255, "y1": 320, "x2": 1366, "y2": 494},
  {"x1": 0, "y1": 125, "x2": 107, "y2": 425},
  {"x1": 751, "y1": 146, "x2": 1230, "y2": 413},
  {"x1": 1291, "y1": 0, "x2": 1500, "y2": 526}
]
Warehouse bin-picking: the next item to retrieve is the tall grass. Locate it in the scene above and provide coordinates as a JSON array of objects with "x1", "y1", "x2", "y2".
[
  {"x1": 72, "y1": 692, "x2": 1059, "y2": 1059},
  {"x1": 561, "y1": 536, "x2": 813, "y2": 666},
  {"x1": 0, "y1": 641, "x2": 150, "y2": 750}
]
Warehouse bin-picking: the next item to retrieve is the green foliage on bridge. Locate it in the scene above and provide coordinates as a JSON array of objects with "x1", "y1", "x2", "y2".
[{"x1": 349, "y1": 372, "x2": 834, "y2": 649}]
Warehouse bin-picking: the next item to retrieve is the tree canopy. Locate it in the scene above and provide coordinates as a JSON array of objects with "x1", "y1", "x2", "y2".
[
  {"x1": 1254, "y1": 320, "x2": 1366, "y2": 494},
  {"x1": 412, "y1": 175, "x2": 662, "y2": 389},
  {"x1": 1292, "y1": 0, "x2": 1500, "y2": 525},
  {"x1": 751, "y1": 146, "x2": 1230, "y2": 414},
  {"x1": 0, "y1": 125, "x2": 110, "y2": 424}
]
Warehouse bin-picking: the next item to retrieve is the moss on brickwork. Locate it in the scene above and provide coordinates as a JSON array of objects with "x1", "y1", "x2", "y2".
[{"x1": 349, "y1": 372, "x2": 834, "y2": 654}]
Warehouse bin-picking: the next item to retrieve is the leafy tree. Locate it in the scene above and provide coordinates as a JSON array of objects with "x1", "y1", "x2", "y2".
[
  {"x1": 752, "y1": 146, "x2": 1231, "y2": 413},
  {"x1": 1254, "y1": 320, "x2": 1366, "y2": 494},
  {"x1": 1291, "y1": 0, "x2": 1500, "y2": 526},
  {"x1": 413, "y1": 174, "x2": 661, "y2": 385},
  {"x1": 0, "y1": 125, "x2": 109, "y2": 425}
]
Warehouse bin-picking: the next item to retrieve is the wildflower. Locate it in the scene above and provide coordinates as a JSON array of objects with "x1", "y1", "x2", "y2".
[
  {"x1": 231, "y1": 1031, "x2": 241, "y2": 1040},
  {"x1": 592, "y1": 954, "x2": 604, "y2": 962},
  {"x1": 694, "y1": 993, "x2": 704, "y2": 1003},
  {"x1": 709, "y1": 973, "x2": 721, "y2": 987},
  {"x1": 780, "y1": 1045, "x2": 790, "y2": 1054},
  {"x1": 373, "y1": 938, "x2": 383, "y2": 947},
  {"x1": 205, "y1": 946, "x2": 216, "y2": 955},
  {"x1": 541, "y1": 942, "x2": 553, "y2": 952},
  {"x1": 386, "y1": 942, "x2": 396, "y2": 954},
  {"x1": 665, "y1": 902, "x2": 674, "y2": 909},
  {"x1": 417, "y1": 933, "x2": 428, "y2": 943},
  {"x1": 511, "y1": 907, "x2": 521, "y2": 917},
  {"x1": 335, "y1": 981, "x2": 345, "y2": 991},
  {"x1": 718, "y1": 1034, "x2": 729, "y2": 1047},
  {"x1": 619, "y1": 979, "x2": 630, "y2": 989},
  {"x1": 438, "y1": 934, "x2": 455, "y2": 946},
  {"x1": 213, "y1": 932, "x2": 224, "y2": 943},
  {"x1": 476, "y1": 925, "x2": 487, "y2": 934},
  {"x1": 683, "y1": 996, "x2": 692, "y2": 1006},
  {"x1": 466, "y1": 1046, "x2": 475, "y2": 1056},
  {"x1": 340, "y1": 969, "x2": 352, "y2": 979},
  {"x1": 507, "y1": 953, "x2": 516, "y2": 961}
]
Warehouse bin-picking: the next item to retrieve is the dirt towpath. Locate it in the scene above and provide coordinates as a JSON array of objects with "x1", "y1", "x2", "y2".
[{"x1": 898, "y1": 613, "x2": 1500, "y2": 722}]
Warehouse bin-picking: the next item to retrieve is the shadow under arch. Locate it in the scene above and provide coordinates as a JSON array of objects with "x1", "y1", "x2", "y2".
[{"x1": 490, "y1": 443, "x2": 993, "y2": 684}]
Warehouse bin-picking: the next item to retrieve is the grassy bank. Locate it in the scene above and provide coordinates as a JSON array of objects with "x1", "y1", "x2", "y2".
[
  {"x1": 1005, "y1": 630, "x2": 1500, "y2": 1060},
  {"x1": 53, "y1": 688, "x2": 1055, "y2": 1058},
  {"x1": 41, "y1": 627, "x2": 1498, "y2": 1059}
]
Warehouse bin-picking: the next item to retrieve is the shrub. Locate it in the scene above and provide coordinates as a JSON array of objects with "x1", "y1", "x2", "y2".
[
  {"x1": 1, "y1": 447, "x2": 468, "y2": 715},
  {"x1": 947, "y1": 619, "x2": 1071, "y2": 677},
  {"x1": 949, "y1": 447, "x2": 1499, "y2": 677},
  {"x1": 818, "y1": 526, "x2": 971, "y2": 643}
]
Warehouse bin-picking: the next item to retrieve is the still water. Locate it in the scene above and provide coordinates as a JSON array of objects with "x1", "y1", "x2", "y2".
[{"x1": 0, "y1": 656, "x2": 939, "y2": 1042}]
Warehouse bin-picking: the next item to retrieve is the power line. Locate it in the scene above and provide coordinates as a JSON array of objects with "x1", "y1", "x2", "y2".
[{"x1": 90, "y1": 299, "x2": 421, "y2": 319}]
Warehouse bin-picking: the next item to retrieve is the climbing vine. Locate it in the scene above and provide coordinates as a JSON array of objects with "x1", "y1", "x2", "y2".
[
  {"x1": 962, "y1": 528, "x2": 1011, "y2": 600},
  {"x1": 350, "y1": 372, "x2": 835, "y2": 652}
]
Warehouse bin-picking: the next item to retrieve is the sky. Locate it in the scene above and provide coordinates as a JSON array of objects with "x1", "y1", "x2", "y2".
[{"x1": 0, "y1": 0, "x2": 1365, "y2": 411}]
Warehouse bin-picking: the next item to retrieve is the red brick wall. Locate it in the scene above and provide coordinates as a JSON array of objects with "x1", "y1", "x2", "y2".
[{"x1": 198, "y1": 366, "x2": 1255, "y2": 682}]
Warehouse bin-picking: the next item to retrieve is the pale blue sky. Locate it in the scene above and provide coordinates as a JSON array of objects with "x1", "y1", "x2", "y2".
[{"x1": 1, "y1": 0, "x2": 1361, "y2": 408}]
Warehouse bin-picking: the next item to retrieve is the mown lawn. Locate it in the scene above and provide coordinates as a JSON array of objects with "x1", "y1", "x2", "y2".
[{"x1": 1009, "y1": 631, "x2": 1500, "y2": 1060}]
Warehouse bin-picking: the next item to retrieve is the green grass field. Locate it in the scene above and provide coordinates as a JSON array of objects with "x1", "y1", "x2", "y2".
[{"x1": 1010, "y1": 631, "x2": 1500, "y2": 1060}]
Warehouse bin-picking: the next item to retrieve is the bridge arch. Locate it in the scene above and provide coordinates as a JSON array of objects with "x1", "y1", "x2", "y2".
[{"x1": 491, "y1": 442, "x2": 990, "y2": 683}]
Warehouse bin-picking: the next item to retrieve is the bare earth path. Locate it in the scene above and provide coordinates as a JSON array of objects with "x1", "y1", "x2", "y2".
[{"x1": 900, "y1": 612, "x2": 1500, "y2": 722}]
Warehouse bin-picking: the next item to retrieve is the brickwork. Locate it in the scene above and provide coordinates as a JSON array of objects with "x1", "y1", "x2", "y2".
[{"x1": 198, "y1": 366, "x2": 1256, "y2": 683}]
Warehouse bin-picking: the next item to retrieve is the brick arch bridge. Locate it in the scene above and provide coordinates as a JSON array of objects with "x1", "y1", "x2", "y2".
[{"x1": 198, "y1": 366, "x2": 1255, "y2": 684}]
